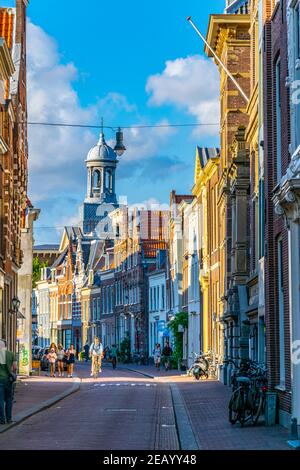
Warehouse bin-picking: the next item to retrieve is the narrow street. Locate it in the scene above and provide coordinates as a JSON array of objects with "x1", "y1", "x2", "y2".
[
  {"x1": 0, "y1": 364, "x2": 179, "y2": 450},
  {"x1": 0, "y1": 363, "x2": 290, "y2": 451}
]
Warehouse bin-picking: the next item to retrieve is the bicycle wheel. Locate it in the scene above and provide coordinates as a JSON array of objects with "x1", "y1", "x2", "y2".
[
  {"x1": 252, "y1": 393, "x2": 265, "y2": 425},
  {"x1": 240, "y1": 389, "x2": 254, "y2": 427},
  {"x1": 229, "y1": 389, "x2": 241, "y2": 424}
]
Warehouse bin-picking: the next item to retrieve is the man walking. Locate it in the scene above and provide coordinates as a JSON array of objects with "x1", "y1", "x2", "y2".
[
  {"x1": 0, "y1": 340, "x2": 17, "y2": 425},
  {"x1": 110, "y1": 344, "x2": 118, "y2": 370},
  {"x1": 89, "y1": 337, "x2": 103, "y2": 378},
  {"x1": 84, "y1": 342, "x2": 90, "y2": 362},
  {"x1": 162, "y1": 341, "x2": 173, "y2": 371}
]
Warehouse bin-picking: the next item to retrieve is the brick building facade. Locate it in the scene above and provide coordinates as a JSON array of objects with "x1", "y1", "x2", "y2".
[
  {"x1": 205, "y1": 13, "x2": 251, "y2": 382},
  {"x1": 0, "y1": 1, "x2": 28, "y2": 353},
  {"x1": 263, "y1": 0, "x2": 292, "y2": 428}
]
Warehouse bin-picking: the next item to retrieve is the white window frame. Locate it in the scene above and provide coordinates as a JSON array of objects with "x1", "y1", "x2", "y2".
[{"x1": 277, "y1": 238, "x2": 286, "y2": 388}]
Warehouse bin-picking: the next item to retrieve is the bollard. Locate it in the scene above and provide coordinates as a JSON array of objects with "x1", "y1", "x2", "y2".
[{"x1": 265, "y1": 392, "x2": 277, "y2": 426}]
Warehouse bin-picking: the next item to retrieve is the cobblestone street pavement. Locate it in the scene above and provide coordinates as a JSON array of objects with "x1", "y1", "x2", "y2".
[{"x1": 0, "y1": 363, "x2": 291, "y2": 450}]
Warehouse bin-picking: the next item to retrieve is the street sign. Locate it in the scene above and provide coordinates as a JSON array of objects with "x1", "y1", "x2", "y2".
[
  {"x1": 157, "y1": 320, "x2": 165, "y2": 333},
  {"x1": 163, "y1": 328, "x2": 170, "y2": 337}
]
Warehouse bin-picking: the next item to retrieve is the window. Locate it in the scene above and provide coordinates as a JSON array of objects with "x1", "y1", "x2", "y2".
[
  {"x1": 161, "y1": 284, "x2": 165, "y2": 310},
  {"x1": 93, "y1": 298, "x2": 97, "y2": 321},
  {"x1": 277, "y1": 238, "x2": 285, "y2": 387},
  {"x1": 97, "y1": 298, "x2": 101, "y2": 320},
  {"x1": 275, "y1": 56, "x2": 282, "y2": 184},
  {"x1": 259, "y1": 179, "x2": 265, "y2": 258},
  {"x1": 106, "y1": 288, "x2": 109, "y2": 313}
]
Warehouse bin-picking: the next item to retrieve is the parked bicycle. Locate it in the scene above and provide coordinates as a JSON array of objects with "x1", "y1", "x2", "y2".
[
  {"x1": 225, "y1": 359, "x2": 268, "y2": 427},
  {"x1": 204, "y1": 350, "x2": 220, "y2": 378}
]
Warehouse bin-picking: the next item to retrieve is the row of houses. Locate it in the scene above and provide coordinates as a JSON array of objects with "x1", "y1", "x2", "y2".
[
  {"x1": 33, "y1": 210, "x2": 169, "y2": 355},
  {"x1": 0, "y1": 1, "x2": 39, "y2": 376},
  {"x1": 33, "y1": 0, "x2": 300, "y2": 438},
  {"x1": 196, "y1": 0, "x2": 300, "y2": 436}
]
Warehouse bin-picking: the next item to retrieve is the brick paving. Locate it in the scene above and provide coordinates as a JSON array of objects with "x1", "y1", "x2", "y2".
[
  {"x1": 0, "y1": 362, "x2": 292, "y2": 450},
  {"x1": 12, "y1": 376, "x2": 77, "y2": 417},
  {"x1": 176, "y1": 379, "x2": 290, "y2": 450},
  {"x1": 0, "y1": 366, "x2": 173, "y2": 450}
]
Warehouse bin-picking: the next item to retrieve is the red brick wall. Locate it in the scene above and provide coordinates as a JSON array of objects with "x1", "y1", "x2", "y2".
[{"x1": 263, "y1": 0, "x2": 291, "y2": 416}]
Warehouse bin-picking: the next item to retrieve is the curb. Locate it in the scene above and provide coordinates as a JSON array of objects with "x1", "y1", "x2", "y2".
[
  {"x1": 0, "y1": 378, "x2": 81, "y2": 434},
  {"x1": 119, "y1": 365, "x2": 184, "y2": 380},
  {"x1": 118, "y1": 366, "x2": 155, "y2": 379},
  {"x1": 170, "y1": 384, "x2": 200, "y2": 451}
]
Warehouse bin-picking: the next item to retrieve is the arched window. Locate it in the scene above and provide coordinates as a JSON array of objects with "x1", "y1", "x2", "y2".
[
  {"x1": 93, "y1": 169, "x2": 101, "y2": 188},
  {"x1": 105, "y1": 170, "x2": 113, "y2": 192}
]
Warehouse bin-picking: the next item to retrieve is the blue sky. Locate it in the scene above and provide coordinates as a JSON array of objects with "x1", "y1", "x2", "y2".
[{"x1": 3, "y1": 0, "x2": 225, "y2": 244}]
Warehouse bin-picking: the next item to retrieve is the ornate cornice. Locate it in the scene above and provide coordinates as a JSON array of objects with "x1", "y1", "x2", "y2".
[{"x1": 273, "y1": 145, "x2": 300, "y2": 227}]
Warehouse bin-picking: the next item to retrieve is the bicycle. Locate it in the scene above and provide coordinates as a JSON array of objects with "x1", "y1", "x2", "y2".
[
  {"x1": 203, "y1": 350, "x2": 220, "y2": 378},
  {"x1": 226, "y1": 359, "x2": 268, "y2": 426},
  {"x1": 92, "y1": 354, "x2": 102, "y2": 378}
]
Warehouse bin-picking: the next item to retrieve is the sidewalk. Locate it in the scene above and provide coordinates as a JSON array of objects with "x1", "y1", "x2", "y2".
[
  {"x1": 177, "y1": 380, "x2": 291, "y2": 450},
  {"x1": 0, "y1": 375, "x2": 80, "y2": 434},
  {"x1": 117, "y1": 364, "x2": 291, "y2": 449},
  {"x1": 118, "y1": 363, "x2": 184, "y2": 379}
]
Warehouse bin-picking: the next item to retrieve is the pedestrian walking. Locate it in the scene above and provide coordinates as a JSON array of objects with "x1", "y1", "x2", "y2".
[
  {"x1": 162, "y1": 341, "x2": 173, "y2": 371},
  {"x1": 110, "y1": 344, "x2": 118, "y2": 369},
  {"x1": 84, "y1": 342, "x2": 90, "y2": 362},
  {"x1": 46, "y1": 342, "x2": 57, "y2": 377},
  {"x1": 0, "y1": 340, "x2": 17, "y2": 425},
  {"x1": 153, "y1": 343, "x2": 161, "y2": 370},
  {"x1": 89, "y1": 337, "x2": 103, "y2": 378},
  {"x1": 56, "y1": 344, "x2": 65, "y2": 377},
  {"x1": 104, "y1": 346, "x2": 109, "y2": 363},
  {"x1": 47, "y1": 347, "x2": 57, "y2": 378},
  {"x1": 66, "y1": 344, "x2": 76, "y2": 378}
]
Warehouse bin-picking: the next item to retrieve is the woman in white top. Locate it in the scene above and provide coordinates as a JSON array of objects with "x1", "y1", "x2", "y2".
[
  {"x1": 153, "y1": 344, "x2": 161, "y2": 370},
  {"x1": 56, "y1": 344, "x2": 65, "y2": 377}
]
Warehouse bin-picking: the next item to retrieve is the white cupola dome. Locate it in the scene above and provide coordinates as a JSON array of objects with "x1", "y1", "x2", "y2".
[{"x1": 86, "y1": 133, "x2": 117, "y2": 162}]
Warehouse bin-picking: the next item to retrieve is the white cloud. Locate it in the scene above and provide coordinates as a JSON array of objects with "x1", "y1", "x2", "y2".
[
  {"x1": 146, "y1": 55, "x2": 220, "y2": 137},
  {"x1": 27, "y1": 21, "x2": 178, "y2": 204},
  {"x1": 129, "y1": 197, "x2": 169, "y2": 212},
  {"x1": 27, "y1": 21, "x2": 98, "y2": 200},
  {"x1": 119, "y1": 119, "x2": 176, "y2": 162}
]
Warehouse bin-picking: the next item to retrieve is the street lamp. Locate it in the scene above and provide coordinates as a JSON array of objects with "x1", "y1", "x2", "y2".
[
  {"x1": 114, "y1": 128, "x2": 126, "y2": 156},
  {"x1": 11, "y1": 297, "x2": 21, "y2": 315}
]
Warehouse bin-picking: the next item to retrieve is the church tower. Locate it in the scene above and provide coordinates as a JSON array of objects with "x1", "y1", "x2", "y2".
[{"x1": 80, "y1": 127, "x2": 125, "y2": 237}]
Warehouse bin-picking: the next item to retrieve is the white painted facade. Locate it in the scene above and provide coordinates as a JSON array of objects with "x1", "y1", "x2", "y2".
[
  {"x1": 148, "y1": 270, "x2": 167, "y2": 356},
  {"x1": 35, "y1": 268, "x2": 51, "y2": 348},
  {"x1": 169, "y1": 208, "x2": 183, "y2": 316},
  {"x1": 17, "y1": 207, "x2": 40, "y2": 375},
  {"x1": 180, "y1": 199, "x2": 202, "y2": 367}
]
